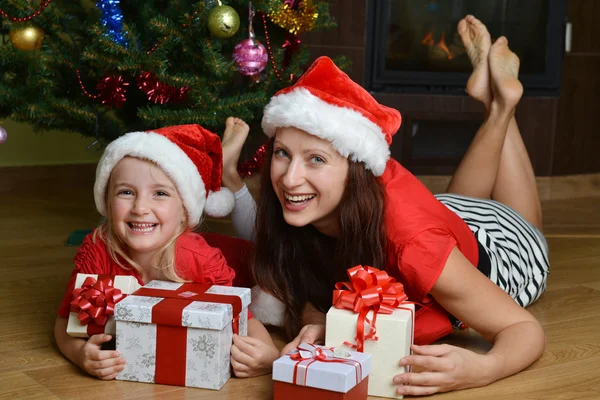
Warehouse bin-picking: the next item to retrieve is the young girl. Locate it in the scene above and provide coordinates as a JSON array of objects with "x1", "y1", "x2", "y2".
[
  {"x1": 222, "y1": 16, "x2": 549, "y2": 396},
  {"x1": 54, "y1": 124, "x2": 279, "y2": 381}
]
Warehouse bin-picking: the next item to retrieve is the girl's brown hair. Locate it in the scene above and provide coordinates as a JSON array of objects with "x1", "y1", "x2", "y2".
[{"x1": 252, "y1": 139, "x2": 387, "y2": 339}]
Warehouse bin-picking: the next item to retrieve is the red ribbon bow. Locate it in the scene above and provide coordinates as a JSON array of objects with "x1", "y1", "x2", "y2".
[
  {"x1": 333, "y1": 265, "x2": 409, "y2": 352},
  {"x1": 70, "y1": 276, "x2": 124, "y2": 327},
  {"x1": 288, "y1": 343, "x2": 362, "y2": 387}
]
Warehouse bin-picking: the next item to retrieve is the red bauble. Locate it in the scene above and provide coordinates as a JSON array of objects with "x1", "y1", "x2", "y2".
[{"x1": 233, "y1": 38, "x2": 268, "y2": 77}]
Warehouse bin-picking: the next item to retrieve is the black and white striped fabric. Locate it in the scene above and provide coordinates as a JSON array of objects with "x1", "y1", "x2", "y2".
[{"x1": 435, "y1": 194, "x2": 549, "y2": 308}]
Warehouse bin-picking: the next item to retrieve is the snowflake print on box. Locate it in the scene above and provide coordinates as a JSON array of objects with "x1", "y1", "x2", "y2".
[{"x1": 114, "y1": 280, "x2": 251, "y2": 390}]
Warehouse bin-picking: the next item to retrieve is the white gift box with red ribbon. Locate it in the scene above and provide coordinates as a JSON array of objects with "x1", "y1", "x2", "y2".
[
  {"x1": 114, "y1": 280, "x2": 250, "y2": 390},
  {"x1": 67, "y1": 273, "x2": 141, "y2": 338},
  {"x1": 273, "y1": 343, "x2": 372, "y2": 393},
  {"x1": 325, "y1": 265, "x2": 415, "y2": 398}
]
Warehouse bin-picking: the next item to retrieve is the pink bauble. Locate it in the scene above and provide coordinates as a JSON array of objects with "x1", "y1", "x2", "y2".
[
  {"x1": 233, "y1": 38, "x2": 268, "y2": 76},
  {"x1": 0, "y1": 125, "x2": 7, "y2": 144}
]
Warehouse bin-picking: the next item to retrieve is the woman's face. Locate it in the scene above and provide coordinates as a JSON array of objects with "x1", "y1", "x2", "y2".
[{"x1": 270, "y1": 127, "x2": 349, "y2": 236}]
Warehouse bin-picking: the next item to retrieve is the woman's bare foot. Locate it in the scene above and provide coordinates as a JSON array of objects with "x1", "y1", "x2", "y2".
[
  {"x1": 489, "y1": 37, "x2": 523, "y2": 113},
  {"x1": 222, "y1": 117, "x2": 250, "y2": 192},
  {"x1": 458, "y1": 15, "x2": 492, "y2": 107}
]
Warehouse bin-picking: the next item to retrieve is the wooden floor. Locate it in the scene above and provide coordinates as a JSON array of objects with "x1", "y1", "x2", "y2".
[{"x1": 1, "y1": 166, "x2": 599, "y2": 399}]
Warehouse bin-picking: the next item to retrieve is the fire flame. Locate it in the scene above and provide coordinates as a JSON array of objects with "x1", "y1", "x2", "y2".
[{"x1": 422, "y1": 31, "x2": 453, "y2": 60}]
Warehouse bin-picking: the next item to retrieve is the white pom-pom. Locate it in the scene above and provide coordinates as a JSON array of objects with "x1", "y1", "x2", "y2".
[
  {"x1": 204, "y1": 187, "x2": 235, "y2": 217},
  {"x1": 249, "y1": 285, "x2": 286, "y2": 327}
]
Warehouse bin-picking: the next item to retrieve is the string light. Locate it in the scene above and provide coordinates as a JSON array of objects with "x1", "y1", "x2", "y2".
[{"x1": 0, "y1": 0, "x2": 51, "y2": 22}]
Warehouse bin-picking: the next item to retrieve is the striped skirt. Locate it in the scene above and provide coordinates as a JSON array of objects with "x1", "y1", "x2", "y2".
[{"x1": 435, "y1": 194, "x2": 550, "y2": 308}]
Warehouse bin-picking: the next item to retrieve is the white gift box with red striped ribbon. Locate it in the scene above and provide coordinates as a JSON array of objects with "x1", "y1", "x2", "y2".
[{"x1": 114, "y1": 280, "x2": 250, "y2": 390}]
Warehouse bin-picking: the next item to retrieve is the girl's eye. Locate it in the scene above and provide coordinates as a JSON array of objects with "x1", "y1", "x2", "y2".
[
  {"x1": 274, "y1": 148, "x2": 289, "y2": 158},
  {"x1": 118, "y1": 190, "x2": 133, "y2": 196}
]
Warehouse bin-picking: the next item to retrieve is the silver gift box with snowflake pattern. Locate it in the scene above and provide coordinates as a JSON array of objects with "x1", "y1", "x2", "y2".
[{"x1": 114, "y1": 280, "x2": 250, "y2": 390}]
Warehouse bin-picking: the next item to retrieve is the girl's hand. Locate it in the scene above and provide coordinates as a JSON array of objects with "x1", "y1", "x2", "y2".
[
  {"x1": 230, "y1": 334, "x2": 280, "y2": 378},
  {"x1": 393, "y1": 344, "x2": 496, "y2": 396},
  {"x1": 78, "y1": 334, "x2": 126, "y2": 380},
  {"x1": 280, "y1": 324, "x2": 326, "y2": 356}
]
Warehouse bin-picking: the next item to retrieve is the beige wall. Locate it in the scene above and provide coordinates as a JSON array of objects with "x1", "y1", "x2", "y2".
[{"x1": 0, "y1": 120, "x2": 101, "y2": 167}]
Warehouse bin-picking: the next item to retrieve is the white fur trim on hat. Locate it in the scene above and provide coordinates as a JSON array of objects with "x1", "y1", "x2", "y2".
[
  {"x1": 249, "y1": 285, "x2": 286, "y2": 327},
  {"x1": 204, "y1": 187, "x2": 235, "y2": 217},
  {"x1": 262, "y1": 87, "x2": 390, "y2": 176},
  {"x1": 94, "y1": 131, "x2": 205, "y2": 226}
]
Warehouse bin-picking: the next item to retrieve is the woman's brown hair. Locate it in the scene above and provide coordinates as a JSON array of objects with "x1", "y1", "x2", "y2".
[{"x1": 252, "y1": 138, "x2": 387, "y2": 339}]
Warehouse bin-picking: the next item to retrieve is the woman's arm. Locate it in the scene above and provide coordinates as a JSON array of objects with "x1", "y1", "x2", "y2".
[
  {"x1": 394, "y1": 247, "x2": 545, "y2": 395},
  {"x1": 280, "y1": 302, "x2": 326, "y2": 355}
]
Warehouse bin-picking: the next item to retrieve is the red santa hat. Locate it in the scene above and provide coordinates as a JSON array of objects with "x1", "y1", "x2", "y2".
[
  {"x1": 94, "y1": 124, "x2": 235, "y2": 225},
  {"x1": 261, "y1": 56, "x2": 402, "y2": 176}
]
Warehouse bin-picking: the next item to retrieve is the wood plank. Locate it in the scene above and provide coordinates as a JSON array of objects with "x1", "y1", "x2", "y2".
[{"x1": 0, "y1": 372, "x2": 60, "y2": 399}]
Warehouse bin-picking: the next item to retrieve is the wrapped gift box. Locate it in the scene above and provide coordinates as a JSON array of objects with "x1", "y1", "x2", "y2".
[
  {"x1": 273, "y1": 344, "x2": 372, "y2": 400},
  {"x1": 67, "y1": 273, "x2": 141, "y2": 338},
  {"x1": 114, "y1": 280, "x2": 250, "y2": 390},
  {"x1": 325, "y1": 305, "x2": 414, "y2": 399}
]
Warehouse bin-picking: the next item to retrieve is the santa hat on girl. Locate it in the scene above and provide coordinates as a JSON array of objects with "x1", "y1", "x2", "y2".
[
  {"x1": 94, "y1": 124, "x2": 235, "y2": 225},
  {"x1": 262, "y1": 56, "x2": 402, "y2": 176}
]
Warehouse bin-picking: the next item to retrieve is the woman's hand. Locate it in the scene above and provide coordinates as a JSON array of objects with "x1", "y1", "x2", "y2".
[
  {"x1": 230, "y1": 334, "x2": 280, "y2": 378},
  {"x1": 280, "y1": 324, "x2": 326, "y2": 355},
  {"x1": 393, "y1": 344, "x2": 497, "y2": 396},
  {"x1": 78, "y1": 334, "x2": 127, "y2": 380}
]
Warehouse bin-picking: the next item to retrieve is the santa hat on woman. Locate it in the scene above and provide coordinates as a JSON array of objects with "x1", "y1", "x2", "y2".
[
  {"x1": 262, "y1": 56, "x2": 402, "y2": 176},
  {"x1": 94, "y1": 124, "x2": 235, "y2": 225}
]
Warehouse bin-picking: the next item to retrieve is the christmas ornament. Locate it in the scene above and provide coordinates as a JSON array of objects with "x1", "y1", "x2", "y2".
[
  {"x1": 136, "y1": 71, "x2": 189, "y2": 105},
  {"x1": 234, "y1": 39, "x2": 267, "y2": 76},
  {"x1": 268, "y1": 0, "x2": 318, "y2": 35},
  {"x1": 238, "y1": 140, "x2": 268, "y2": 178},
  {"x1": 0, "y1": 125, "x2": 7, "y2": 144},
  {"x1": 9, "y1": 26, "x2": 44, "y2": 51},
  {"x1": 96, "y1": 0, "x2": 127, "y2": 46},
  {"x1": 96, "y1": 75, "x2": 129, "y2": 108},
  {"x1": 233, "y1": 3, "x2": 267, "y2": 76},
  {"x1": 282, "y1": 34, "x2": 300, "y2": 69},
  {"x1": 207, "y1": 3, "x2": 240, "y2": 39}
]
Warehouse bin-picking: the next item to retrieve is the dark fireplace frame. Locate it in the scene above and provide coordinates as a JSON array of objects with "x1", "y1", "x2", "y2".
[{"x1": 364, "y1": 0, "x2": 568, "y2": 95}]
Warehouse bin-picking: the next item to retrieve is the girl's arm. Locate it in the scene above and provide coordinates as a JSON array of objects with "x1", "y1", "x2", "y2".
[
  {"x1": 230, "y1": 184, "x2": 257, "y2": 242},
  {"x1": 394, "y1": 247, "x2": 545, "y2": 396},
  {"x1": 230, "y1": 318, "x2": 280, "y2": 378},
  {"x1": 54, "y1": 316, "x2": 126, "y2": 380}
]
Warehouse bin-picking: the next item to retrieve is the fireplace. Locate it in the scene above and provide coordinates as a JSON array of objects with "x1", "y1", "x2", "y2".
[{"x1": 365, "y1": 0, "x2": 568, "y2": 95}]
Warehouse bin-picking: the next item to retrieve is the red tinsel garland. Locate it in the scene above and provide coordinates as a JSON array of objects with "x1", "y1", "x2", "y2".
[
  {"x1": 96, "y1": 75, "x2": 129, "y2": 108},
  {"x1": 136, "y1": 71, "x2": 189, "y2": 105}
]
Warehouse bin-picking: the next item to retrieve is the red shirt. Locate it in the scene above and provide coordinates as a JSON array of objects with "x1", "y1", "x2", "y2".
[
  {"x1": 380, "y1": 159, "x2": 479, "y2": 344},
  {"x1": 57, "y1": 231, "x2": 236, "y2": 318}
]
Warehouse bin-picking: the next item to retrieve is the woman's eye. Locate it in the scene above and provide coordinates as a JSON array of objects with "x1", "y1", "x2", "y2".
[
  {"x1": 310, "y1": 155, "x2": 325, "y2": 164},
  {"x1": 274, "y1": 148, "x2": 289, "y2": 158},
  {"x1": 155, "y1": 191, "x2": 169, "y2": 197}
]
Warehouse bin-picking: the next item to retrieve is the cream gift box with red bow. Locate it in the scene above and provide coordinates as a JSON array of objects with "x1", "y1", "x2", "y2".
[
  {"x1": 114, "y1": 280, "x2": 250, "y2": 390},
  {"x1": 67, "y1": 273, "x2": 141, "y2": 338},
  {"x1": 325, "y1": 265, "x2": 415, "y2": 399},
  {"x1": 272, "y1": 343, "x2": 372, "y2": 400}
]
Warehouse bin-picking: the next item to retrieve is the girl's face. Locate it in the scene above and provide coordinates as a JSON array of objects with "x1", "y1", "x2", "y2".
[
  {"x1": 270, "y1": 127, "x2": 349, "y2": 237},
  {"x1": 109, "y1": 157, "x2": 185, "y2": 262}
]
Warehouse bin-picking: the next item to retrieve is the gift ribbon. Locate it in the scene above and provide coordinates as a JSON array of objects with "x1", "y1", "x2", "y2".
[
  {"x1": 289, "y1": 343, "x2": 363, "y2": 388},
  {"x1": 333, "y1": 265, "x2": 414, "y2": 352},
  {"x1": 133, "y1": 284, "x2": 243, "y2": 387},
  {"x1": 70, "y1": 275, "x2": 124, "y2": 336}
]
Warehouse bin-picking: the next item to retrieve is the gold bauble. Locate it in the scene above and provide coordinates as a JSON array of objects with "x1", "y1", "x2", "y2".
[
  {"x1": 9, "y1": 26, "x2": 44, "y2": 51},
  {"x1": 207, "y1": 5, "x2": 240, "y2": 39}
]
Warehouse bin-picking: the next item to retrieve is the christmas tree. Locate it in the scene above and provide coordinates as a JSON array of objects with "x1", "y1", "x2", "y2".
[{"x1": 0, "y1": 0, "x2": 349, "y2": 143}]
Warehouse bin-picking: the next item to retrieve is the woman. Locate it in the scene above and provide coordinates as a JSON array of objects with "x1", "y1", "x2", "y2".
[{"x1": 222, "y1": 16, "x2": 549, "y2": 395}]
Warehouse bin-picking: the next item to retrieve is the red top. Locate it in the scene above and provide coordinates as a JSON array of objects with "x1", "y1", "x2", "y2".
[
  {"x1": 57, "y1": 231, "x2": 237, "y2": 318},
  {"x1": 380, "y1": 159, "x2": 479, "y2": 344}
]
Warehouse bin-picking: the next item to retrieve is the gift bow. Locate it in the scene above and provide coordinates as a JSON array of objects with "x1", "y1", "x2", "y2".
[
  {"x1": 333, "y1": 265, "x2": 409, "y2": 352},
  {"x1": 288, "y1": 343, "x2": 362, "y2": 387},
  {"x1": 70, "y1": 276, "x2": 124, "y2": 326}
]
